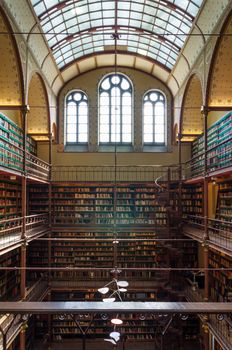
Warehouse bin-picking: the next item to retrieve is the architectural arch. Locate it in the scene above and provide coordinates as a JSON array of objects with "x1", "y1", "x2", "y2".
[
  {"x1": 27, "y1": 72, "x2": 50, "y2": 139},
  {"x1": 206, "y1": 11, "x2": 232, "y2": 107},
  {"x1": 180, "y1": 74, "x2": 203, "y2": 141},
  {"x1": 0, "y1": 6, "x2": 24, "y2": 124}
]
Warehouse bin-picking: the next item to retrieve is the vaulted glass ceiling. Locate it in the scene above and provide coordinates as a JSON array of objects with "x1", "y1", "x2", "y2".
[{"x1": 31, "y1": 0, "x2": 204, "y2": 71}]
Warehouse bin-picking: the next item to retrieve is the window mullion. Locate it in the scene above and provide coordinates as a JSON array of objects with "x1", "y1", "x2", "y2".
[
  {"x1": 153, "y1": 102, "x2": 156, "y2": 143},
  {"x1": 109, "y1": 90, "x2": 112, "y2": 143},
  {"x1": 76, "y1": 102, "x2": 79, "y2": 143}
]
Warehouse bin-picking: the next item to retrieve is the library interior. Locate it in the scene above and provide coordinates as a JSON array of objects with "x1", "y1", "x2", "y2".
[{"x1": 0, "y1": 0, "x2": 232, "y2": 349}]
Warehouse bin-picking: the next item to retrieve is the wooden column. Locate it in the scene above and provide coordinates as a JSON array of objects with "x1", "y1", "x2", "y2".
[
  {"x1": 202, "y1": 322, "x2": 209, "y2": 350},
  {"x1": 19, "y1": 323, "x2": 27, "y2": 350},
  {"x1": 20, "y1": 243, "x2": 27, "y2": 300},
  {"x1": 48, "y1": 132, "x2": 52, "y2": 349},
  {"x1": 21, "y1": 106, "x2": 29, "y2": 301},
  {"x1": 201, "y1": 105, "x2": 208, "y2": 176},
  {"x1": 178, "y1": 133, "x2": 182, "y2": 217},
  {"x1": 201, "y1": 105, "x2": 209, "y2": 350}
]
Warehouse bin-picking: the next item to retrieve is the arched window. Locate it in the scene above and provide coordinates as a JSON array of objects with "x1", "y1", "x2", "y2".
[
  {"x1": 65, "y1": 91, "x2": 88, "y2": 144},
  {"x1": 99, "y1": 73, "x2": 132, "y2": 144},
  {"x1": 143, "y1": 91, "x2": 166, "y2": 144}
]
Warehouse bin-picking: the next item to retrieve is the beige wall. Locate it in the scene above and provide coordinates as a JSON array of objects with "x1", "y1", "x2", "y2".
[
  {"x1": 38, "y1": 143, "x2": 191, "y2": 167},
  {"x1": 207, "y1": 110, "x2": 229, "y2": 128}
]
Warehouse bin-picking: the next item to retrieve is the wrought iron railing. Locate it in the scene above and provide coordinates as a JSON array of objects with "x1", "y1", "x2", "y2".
[
  {"x1": 182, "y1": 134, "x2": 232, "y2": 180},
  {"x1": 0, "y1": 214, "x2": 49, "y2": 251},
  {"x1": 26, "y1": 151, "x2": 50, "y2": 181},
  {"x1": 52, "y1": 165, "x2": 180, "y2": 182},
  {"x1": 183, "y1": 215, "x2": 232, "y2": 252}
]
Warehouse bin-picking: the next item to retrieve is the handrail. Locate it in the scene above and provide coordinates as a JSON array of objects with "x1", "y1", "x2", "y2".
[
  {"x1": 25, "y1": 150, "x2": 50, "y2": 167},
  {"x1": 184, "y1": 214, "x2": 232, "y2": 228}
]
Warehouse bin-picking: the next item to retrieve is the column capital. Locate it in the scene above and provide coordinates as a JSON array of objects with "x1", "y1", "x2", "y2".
[
  {"x1": 21, "y1": 323, "x2": 28, "y2": 333},
  {"x1": 22, "y1": 105, "x2": 30, "y2": 114},
  {"x1": 200, "y1": 105, "x2": 208, "y2": 115}
]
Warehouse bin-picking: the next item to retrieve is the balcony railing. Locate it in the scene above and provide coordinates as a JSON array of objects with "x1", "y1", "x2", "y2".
[
  {"x1": 185, "y1": 286, "x2": 232, "y2": 350},
  {"x1": 52, "y1": 165, "x2": 180, "y2": 182},
  {"x1": 26, "y1": 151, "x2": 50, "y2": 181},
  {"x1": 182, "y1": 134, "x2": 232, "y2": 180},
  {"x1": 0, "y1": 137, "x2": 50, "y2": 181},
  {"x1": 0, "y1": 278, "x2": 48, "y2": 350},
  {"x1": 183, "y1": 215, "x2": 232, "y2": 253},
  {"x1": 0, "y1": 214, "x2": 49, "y2": 252},
  {"x1": 25, "y1": 278, "x2": 48, "y2": 302}
]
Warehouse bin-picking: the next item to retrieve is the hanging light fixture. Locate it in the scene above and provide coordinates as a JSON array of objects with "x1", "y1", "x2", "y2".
[{"x1": 98, "y1": 4, "x2": 129, "y2": 344}]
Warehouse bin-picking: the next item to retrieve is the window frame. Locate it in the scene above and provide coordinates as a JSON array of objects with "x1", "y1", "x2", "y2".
[
  {"x1": 65, "y1": 90, "x2": 89, "y2": 145},
  {"x1": 142, "y1": 89, "x2": 166, "y2": 146},
  {"x1": 98, "y1": 73, "x2": 133, "y2": 145}
]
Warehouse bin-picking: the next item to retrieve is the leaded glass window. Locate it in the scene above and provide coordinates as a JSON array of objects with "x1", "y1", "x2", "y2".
[
  {"x1": 99, "y1": 74, "x2": 132, "y2": 144},
  {"x1": 143, "y1": 91, "x2": 165, "y2": 144},
  {"x1": 66, "y1": 91, "x2": 88, "y2": 144}
]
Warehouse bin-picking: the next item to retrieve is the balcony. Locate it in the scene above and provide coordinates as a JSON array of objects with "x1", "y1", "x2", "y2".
[
  {"x1": 182, "y1": 215, "x2": 232, "y2": 255},
  {"x1": 185, "y1": 285, "x2": 232, "y2": 350},
  {"x1": 0, "y1": 214, "x2": 49, "y2": 254},
  {"x1": 0, "y1": 278, "x2": 48, "y2": 350}
]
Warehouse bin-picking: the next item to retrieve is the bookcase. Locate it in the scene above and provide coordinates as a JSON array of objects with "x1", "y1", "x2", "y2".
[
  {"x1": 191, "y1": 135, "x2": 204, "y2": 176},
  {"x1": 207, "y1": 111, "x2": 232, "y2": 172},
  {"x1": 50, "y1": 230, "x2": 167, "y2": 283},
  {"x1": 209, "y1": 248, "x2": 232, "y2": 302},
  {"x1": 28, "y1": 184, "x2": 49, "y2": 215},
  {"x1": 182, "y1": 240, "x2": 198, "y2": 268},
  {"x1": 190, "y1": 111, "x2": 232, "y2": 177},
  {"x1": 214, "y1": 179, "x2": 232, "y2": 232},
  {"x1": 51, "y1": 183, "x2": 167, "y2": 226},
  {"x1": 182, "y1": 183, "x2": 203, "y2": 224},
  {"x1": 0, "y1": 248, "x2": 20, "y2": 300},
  {"x1": 26, "y1": 239, "x2": 48, "y2": 282},
  {"x1": 0, "y1": 176, "x2": 21, "y2": 219},
  {"x1": 0, "y1": 112, "x2": 37, "y2": 173}
]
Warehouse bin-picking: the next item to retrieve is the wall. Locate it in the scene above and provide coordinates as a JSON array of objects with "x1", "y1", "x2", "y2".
[{"x1": 207, "y1": 110, "x2": 229, "y2": 128}]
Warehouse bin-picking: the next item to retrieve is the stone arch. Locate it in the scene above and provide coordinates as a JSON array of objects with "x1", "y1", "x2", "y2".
[
  {"x1": 27, "y1": 72, "x2": 50, "y2": 138},
  {"x1": 206, "y1": 11, "x2": 232, "y2": 107},
  {"x1": 180, "y1": 74, "x2": 203, "y2": 141},
  {"x1": 0, "y1": 6, "x2": 24, "y2": 124}
]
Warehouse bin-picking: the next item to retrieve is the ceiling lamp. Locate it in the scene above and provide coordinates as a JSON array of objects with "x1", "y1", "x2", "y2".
[{"x1": 111, "y1": 318, "x2": 123, "y2": 325}]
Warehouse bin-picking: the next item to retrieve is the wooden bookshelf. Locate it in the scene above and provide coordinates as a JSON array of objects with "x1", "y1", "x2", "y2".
[
  {"x1": 182, "y1": 184, "x2": 203, "y2": 224},
  {"x1": 190, "y1": 111, "x2": 232, "y2": 177},
  {"x1": 207, "y1": 111, "x2": 232, "y2": 172},
  {"x1": 28, "y1": 184, "x2": 49, "y2": 215},
  {"x1": 0, "y1": 112, "x2": 37, "y2": 172},
  {"x1": 0, "y1": 248, "x2": 20, "y2": 300},
  {"x1": 191, "y1": 135, "x2": 204, "y2": 176},
  {"x1": 215, "y1": 179, "x2": 232, "y2": 232},
  {"x1": 182, "y1": 240, "x2": 198, "y2": 268},
  {"x1": 26, "y1": 239, "x2": 48, "y2": 282},
  {"x1": 0, "y1": 176, "x2": 21, "y2": 219},
  {"x1": 209, "y1": 248, "x2": 232, "y2": 302},
  {"x1": 50, "y1": 231, "x2": 167, "y2": 282},
  {"x1": 52, "y1": 183, "x2": 167, "y2": 226}
]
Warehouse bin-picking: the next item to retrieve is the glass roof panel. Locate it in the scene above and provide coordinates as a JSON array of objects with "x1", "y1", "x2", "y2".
[{"x1": 30, "y1": 0, "x2": 203, "y2": 70}]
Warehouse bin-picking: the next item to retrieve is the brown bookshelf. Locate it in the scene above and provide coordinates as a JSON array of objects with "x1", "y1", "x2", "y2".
[{"x1": 51, "y1": 182, "x2": 167, "y2": 226}]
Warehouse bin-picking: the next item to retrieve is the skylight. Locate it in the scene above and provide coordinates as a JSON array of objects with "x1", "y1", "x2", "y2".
[{"x1": 31, "y1": 0, "x2": 203, "y2": 70}]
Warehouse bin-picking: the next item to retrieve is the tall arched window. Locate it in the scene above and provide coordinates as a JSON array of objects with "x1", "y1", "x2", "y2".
[
  {"x1": 65, "y1": 91, "x2": 88, "y2": 144},
  {"x1": 99, "y1": 73, "x2": 132, "y2": 144},
  {"x1": 143, "y1": 91, "x2": 166, "y2": 144}
]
